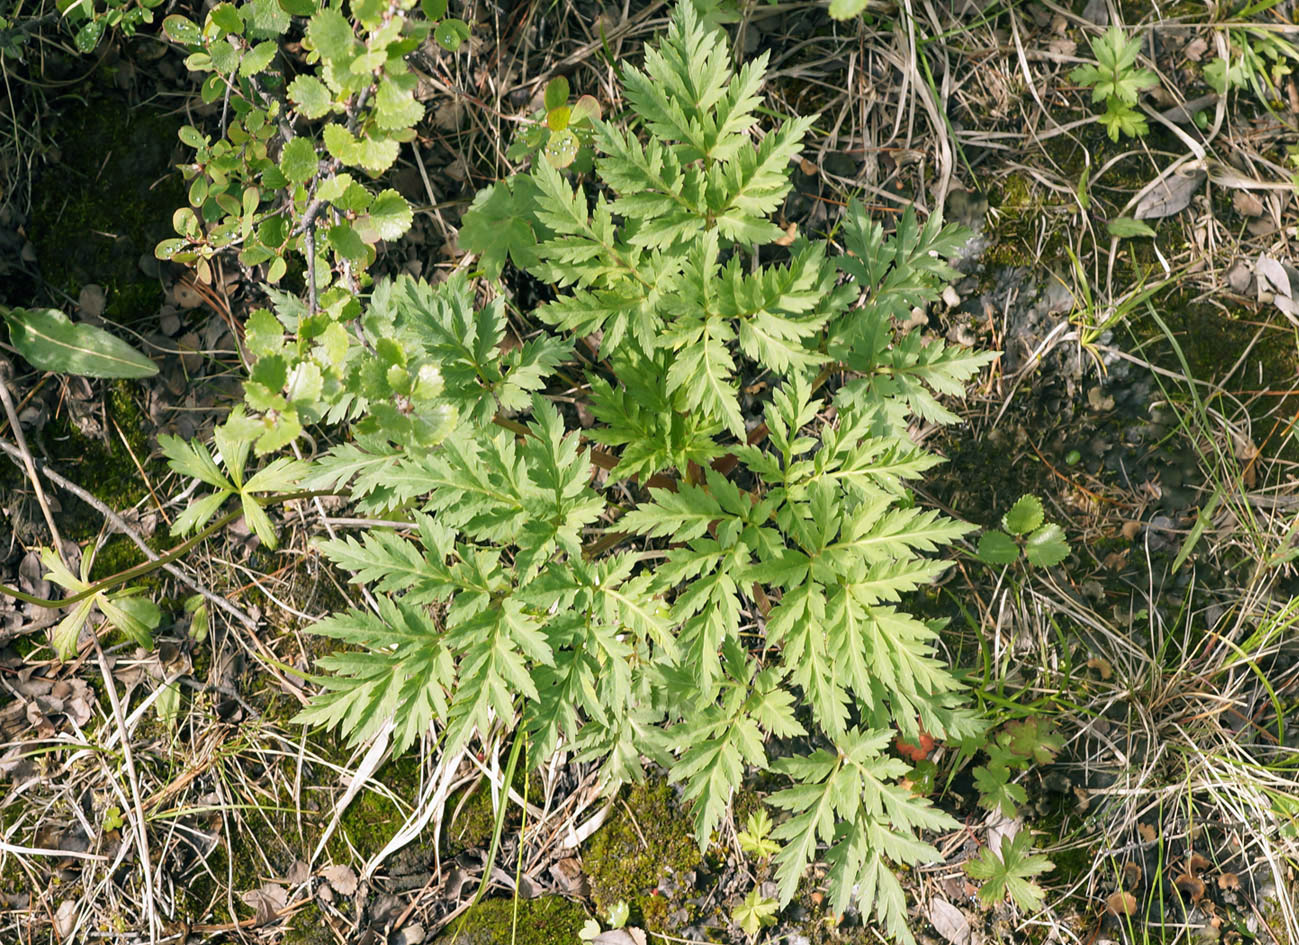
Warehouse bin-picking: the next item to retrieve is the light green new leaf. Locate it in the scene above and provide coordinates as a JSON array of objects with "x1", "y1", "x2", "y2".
[
  {"x1": 99, "y1": 594, "x2": 162, "y2": 649},
  {"x1": 1106, "y1": 216, "x2": 1157, "y2": 239},
  {"x1": 288, "y1": 74, "x2": 333, "y2": 119},
  {"x1": 1001, "y1": 494, "x2": 1044, "y2": 535},
  {"x1": 51, "y1": 598, "x2": 96, "y2": 661},
  {"x1": 279, "y1": 137, "x2": 319, "y2": 185},
  {"x1": 732, "y1": 888, "x2": 779, "y2": 935},
  {"x1": 3, "y1": 307, "x2": 157, "y2": 378}
]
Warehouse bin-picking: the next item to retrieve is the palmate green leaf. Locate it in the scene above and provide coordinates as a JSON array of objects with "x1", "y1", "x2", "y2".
[
  {"x1": 973, "y1": 763, "x2": 1027, "y2": 817},
  {"x1": 3, "y1": 307, "x2": 158, "y2": 379},
  {"x1": 99, "y1": 593, "x2": 162, "y2": 650},
  {"x1": 965, "y1": 830, "x2": 1053, "y2": 913},
  {"x1": 51, "y1": 597, "x2": 96, "y2": 661},
  {"x1": 732, "y1": 889, "x2": 779, "y2": 936},
  {"x1": 159, "y1": 435, "x2": 233, "y2": 491}
]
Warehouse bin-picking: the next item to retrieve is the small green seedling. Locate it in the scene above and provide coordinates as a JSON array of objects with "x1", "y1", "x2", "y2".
[
  {"x1": 733, "y1": 888, "x2": 779, "y2": 937},
  {"x1": 736, "y1": 808, "x2": 780, "y2": 860},
  {"x1": 1070, "y1": 27, "x2": 1159, "y2": 140},
  {"x1": 965, "y1": 830, "x2": 1054, "y2": 913},
  {"x1": 978, "y1": 495, "x2": 1070, "y2": 568}
]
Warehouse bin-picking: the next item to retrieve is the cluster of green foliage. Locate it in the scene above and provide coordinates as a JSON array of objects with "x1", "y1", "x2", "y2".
[
  {"x1": 153, "y1": 0, "x2": 467, "y2": 288},
  {"x1": 0, "y1": 2, "x2": 1079, "y2": 939},
  {"x1": 236, "y1": 5, "x2": 1002, "y2": 940},
  {"x1": 977, "y1": 494, "x2": 1069, "y2": 569},
  {"x1": 1070, "y1": 27, "x2": 1159, "y2": 141}
]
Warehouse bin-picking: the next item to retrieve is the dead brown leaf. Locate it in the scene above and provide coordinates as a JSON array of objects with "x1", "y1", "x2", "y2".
[
  {"x1": 927, "y1": 897, "x2": 971, "y2": 945},
  {"x1": 240, "y1": 883, "x2": 289, "y2": 926},
  {"x1": 1106, "y1": 890, "x2": 1137, "y2": 916},
  {"x1": 321, "y1": 863, "x2": 358, "y2": 895}
]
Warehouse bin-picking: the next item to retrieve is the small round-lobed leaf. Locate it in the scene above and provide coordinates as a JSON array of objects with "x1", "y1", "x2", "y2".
[
  {"x1": 1002, "y1": 494, "x2": 1044, "y2": 536},
  {"x1": 544, "y1": 75, "x2": 570, "y2": 111},
  {"x1": 977, "y1": 530, "x2": 1020, "y2": 566},
  {"x1": 1024, "y1": 524, "x2": 1069, "y2": 568},
  {"x1": 434, "y1": 17, "x2": 470, "y2": 50},
  {"x1": 279, "y1": 137, "x2": 319, "y2": 184}
]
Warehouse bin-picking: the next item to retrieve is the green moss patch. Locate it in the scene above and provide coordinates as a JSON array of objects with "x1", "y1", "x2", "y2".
[
  {"x1": 433, "y1": 895, "x2": 587, "y2": 945},
  {"x1": 29, "y1": 92, "x2": 184, "y2": 325},
  {"x1": 583, "y1": 777, "x2": 702, "y2": 932}
]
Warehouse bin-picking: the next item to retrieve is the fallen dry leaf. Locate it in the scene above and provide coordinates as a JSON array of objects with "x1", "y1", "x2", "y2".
[
  {"x1": 927, "y1": 896, "x2": 971, "y2": 945},
  {"x1": 320, "y1": 863, "x2": 358, "y2": 895},
  {"x1": 1134, "y1": 168, "x2": 1205, "y2": 220},
  {"x1": 1106, "y1": 890, "x2": 1137, "y2": 916},
  {"x1": 240, "y1": 883, "x2": 288, "y2": 926},
  {"x1": 593, "y1": 930, "x2": 648, "y2": 945},
  {"x1": 1232, "y1": 191, "x2": 1264, "y2": 217},
  {"x1": 77, "y1": 284, "x2": 106, "y2": 320},
  {"x1": 54, "y1": 900, "x2": 77, "y2": 940}
]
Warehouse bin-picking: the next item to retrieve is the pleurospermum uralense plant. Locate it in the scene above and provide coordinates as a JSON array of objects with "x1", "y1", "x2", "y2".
[{"x1": 157, "y1": 3, "x2": 998, "y2": 939}]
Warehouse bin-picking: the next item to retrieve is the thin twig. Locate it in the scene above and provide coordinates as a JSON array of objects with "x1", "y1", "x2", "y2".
[
  {"x1": 0, "y1": 439, "x2": 260, "y2": 631},
  {"x1": 0, "y1": 375, "x2": 64, "y2": 555},
  {"x1": 93, "y1": 635, "x2": 160, "y2": 944}
]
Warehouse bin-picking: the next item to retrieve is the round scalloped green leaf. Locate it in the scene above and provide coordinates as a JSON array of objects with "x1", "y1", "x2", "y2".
[
  {"x1": 308, "y1": 6, "x2": 355, "y2": 61},
  {"x1": 266, "y1": 257, "x2": 287, "y2": 283},
  {"x1": 3, "y1": 307, "x2": 158, "y2": 379},
  {"x1": 279, "y1": 136, "x2": 319, "y2": 184},
  {"x1": 361, "y1": 189, "x2": 412, "y2": 242},
  {"x1": 421, "y1": 0, "x2": 448, "y2": 16},
  {"x1": 163, "y1": 13, "x2": 201, "y2": 45},
  {"x1": 327, "y1": 223, "x2": 368, "y2": 261},
  {"x1": 543, "y1": 129, "x2": 578, "y2": 168},
  {"x1": 571, "y1": 94, "x2": 601, "y2": 124},
  {"x1": 322, "y1": 123, "x2": 358, "y2": 163},
  {"x1": 1002, "y1": 494, "x2": 1044, "y2": 536},
  {"x1": 433, "y1": 17, "x2": 469, "y2": 51},
  {"x1": 239, "y1": 40, "x2": 277, "y2": 76},
  {"x1": 375, "y1": 77, "x2": 424, "y2": 130},
  {"x1": 977, "y1": 530, "x2": 1020, "y2": 566},
  {"x1": 353, "y1": 135, "x2": 399, "y2": 173},
  {"x1": 544, "y1": 75, "x2": 569, "y2": 112},
  {"x1": 208, "y1": 2, "x2": 244, "y2": 34},
  {"x1": 277, "y1": 0, "x2": 317, "y2": 15},
  {"x1": 1024, "y1": 524, "x2": 1069, "y2": 568}
]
